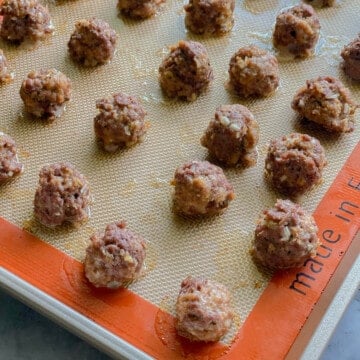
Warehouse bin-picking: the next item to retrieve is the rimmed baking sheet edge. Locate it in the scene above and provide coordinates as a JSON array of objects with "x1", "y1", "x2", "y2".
[{"x1": 0, "y1": 254, "x2": 359, "y2": 360}]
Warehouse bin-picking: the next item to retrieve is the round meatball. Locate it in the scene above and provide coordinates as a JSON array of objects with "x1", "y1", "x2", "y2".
[
  {"x1": 184, "y1": 0, "x2": 235, "y2": 36},
  {"x1": 175, "y1": 276, "x2": 233, "y2": 342},
  {"x1": 252, "y1": 199, "x2": 319, "y2": 269},
  {"x1": 34, "y1": 162, "x2": 91, "y2": 227},
  {"x1": 94, "y1": 92, "x2": 148, "y2": 152},
  {"x1": 304, "y1": 0, "x2": 335, "y2": 7},
  {"x1": 68, "y1": 18, "x2": 117, "y2": 67},
  {"x1": 171, "y1": 160, "x2": 235, "y2": 217},
  {"x1": 159, "y1": 40, "x2": 213, "y2": 101},
  {"x1": 341, "y1": 35, "x2": 360, "y2": 81},
  {"x1": 201, "y1": 104, "x2": 259, "y2": 167},
  {"x1": 117, "y1": 0, "x2": 165, "y2": 19},
  {"x1": 84, "y1": 221, "x2": 146, "y2": 289},
  {"x1": 265, "y1": 133, "x2": 327, "y2": 197},
  {"x1": 19, "y1": 69, "x2": 72, "y2": 120},
  {"x1": 0, "y1": 0, "x2": 53, "y2": 43},
  {"x1": 291, "y1": 76, "x2": 358, "y2": 133},
  {"x1": 228, "y1": 45, "x2": 279, "y2": 98},
  {"x1": 0, "y1": 50, "x2": 13, "y2": 84},
  {"x1": 273, "y1": 4, "x2": 320, "y2": 58},
  {"x1": 0, "y1": 132, "x2": 23, "y2": 182}
]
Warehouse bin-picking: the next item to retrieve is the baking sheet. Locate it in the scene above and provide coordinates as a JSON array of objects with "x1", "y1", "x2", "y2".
[
  {"x1": 0, "y1": 267, "x2": 152, "y2": 360},
  {"x1": 1, "y1": 255, "x2": 358, "y2": 360},
  {"x1": 0, "y1": 0, "x2": 359, "y2": 358}
]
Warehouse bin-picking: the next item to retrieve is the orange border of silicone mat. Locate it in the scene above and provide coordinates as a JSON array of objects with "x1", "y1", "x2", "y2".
[{"x1": 1, "y1": 141, "x2": 360, "y2": 359}]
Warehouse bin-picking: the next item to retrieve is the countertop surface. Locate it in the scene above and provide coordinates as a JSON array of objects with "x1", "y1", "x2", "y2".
[{"x1": 0, "y1": 287, "x2": 359, "y2": 360}]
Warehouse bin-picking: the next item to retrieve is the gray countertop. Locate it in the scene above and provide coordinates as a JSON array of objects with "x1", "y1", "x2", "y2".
[{"x1": 0, "y1": 288, "x2": 359, "y2": 360}]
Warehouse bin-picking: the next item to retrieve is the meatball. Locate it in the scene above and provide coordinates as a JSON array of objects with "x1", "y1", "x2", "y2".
[
  {"x1": 0, "y1": 50, "x2": 13, "y2": 84},
  {"x1": 19, "y1": 69, "x2": 72, "y2": 120},
  {"x1": 228, "y1": 45, "x2": 280, "y2": 98},
  {"x1": 0, "y1": 0, "x2": 53, "y2": 43},
  {"x1": 175, "y1": 276, "x2": 233, "y2": 342},
  {"x1": 34, "y1": 162, "x2": 91, "y2": 227},
  {"x1": 304, "y1": 0, "x2": 336, "y2": 7},
  {"x1": 273, "y1": 4, "x2": 320, "y2": 58},
  {"x1": 184, "y1": 0, "x2": 235, "y2": 36},
  {"x1": 94, "y1": 92, "x2": 148, "y2": 152},
  {"x1": 84, "y1": 221, "x2": 146, "y2": 289},
  {"x1": 117, "y1": 0, "x2": 165, "y2": 19},
  {"x1": 159, "y1": 40, "x2": 213, "y2": 101},
  {"x1": 201, "y1": 104, "x2": 259, "y2": 167},
  {"x1": 341, "y1": 35, "x2": 360, "y2": 81},
  {"x1": 68, "y1": 18, "x2": 117, "y2": 67},
  {"x1": 252, "y1": 199, "x2": 319, "y2": 269},
  {"x1": 171, "y1": 160, "x2": 235, "y2": 217},
  {"x1": 0, "y1": 132, "x2": 23, "y2": 182},
  {"x1": 291, "y1": 76, "x2": 358, "y2": 133},
  {"x1": 265, "y1": 133, "x2": 327, "y2": 197}
]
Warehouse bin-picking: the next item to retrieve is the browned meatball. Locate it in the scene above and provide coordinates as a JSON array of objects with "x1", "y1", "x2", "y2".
[
  {"x1": 34, "y1": 162, "x2": 91, "y2": 227},
  {"x1": 0, "y1": 0, "x2": 53, "y2": 43},
  {"x1": 265, "y1": 133, "x2": 327, "y2": 196},
  {"x1": 273, "y1": 4, "x2": 320, "y2": 58},
  {"x1": 292, "y1": 76, "x2": 358, "y2": 133},
  {"x1": 94, "y1": 93, "x2": 148, "y2": 152},
  {"x1": 184, "y1": 0, "x2": 235, "y2": 36},
  {"x1": 341, "y1": 35, "x2": 360, "y2": 81},
  {"x1": 304, "y1": 0, "x2": 335, "y2": 7},
  {"x1": 19, "y1": 69, "x2": 72, "y2": 120},
  {"x1": 175, "y1": 276, "x2": 233, "y2": 342},
  {"x1": 228, "y1": 45, "x2": 279, "y2": 98},
  {"x1": 117, "y1": 0, "x2": 165, "y2": 19},
  {"x1": 0, "y1": 132, "x2": 23, "y2": 182},
  {"x1": 159, "y1": 40, "x2": 213, "y2": 101},
  {"x1": 84, "y1": 221, "x2": 146, "y2": 289},
  {"x1": 0, "y1": 50, "x2": 13, "y2": 84},
  {"x1": 68, "y1": 18, "x2": 117, "y2": 67},
  {"x1": 171, "y1": 160, "x2": 235, "y2": 217},
  {"x1": 252, "y1": 199, "x2": 319, "y2": 269},
  {"x1": 201, "y1": 104, "x2": 259, "y2": 167}
]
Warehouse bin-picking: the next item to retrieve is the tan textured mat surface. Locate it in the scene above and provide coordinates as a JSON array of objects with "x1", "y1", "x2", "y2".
[{"x1": 0, "y1": 0, "x2": 359, "y2": 344}]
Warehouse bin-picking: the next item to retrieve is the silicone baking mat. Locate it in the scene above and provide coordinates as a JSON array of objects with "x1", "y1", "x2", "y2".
[{"x1": 0, "y1": 0, "x2": 359, "y2": 358}]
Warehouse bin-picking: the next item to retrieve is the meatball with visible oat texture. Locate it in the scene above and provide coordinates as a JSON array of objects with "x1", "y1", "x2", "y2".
[
  {"x1": 0, "y1": 0, "x2": 53, "y2": 43},
  {"x1": 84, "y1": 221, "x2": 146, "y2": 289},
  {"x1": 265, "y1": 133, "x2": 327, "y2": 197},
  {"x1": 252, "y1": 199, "x2": 320, "y2": 269},
  {"x1": 159, "y1": 40, "x2": 213, "y2": 101},
  {"x1": 0, "y1": 132, "x2": 23, "y2": 182},
  {"x1": 20, "y1": 69, "x2": 72, "y2": 120},
  {"x1": 171, "y1": 160, "x2": 235, "y2": 217},
  {"x1": 94, "y1": 92, "x2": 148, "y2": 152},
  {"x1": 184, "y1": 0, "x2": 235, "y2": 36},
  {"x1": 117, "y1": 0, "x2": 165, "y2": 19},
  {"x1": 201, "y1": 104, "x2": 259, "y2": 167},
  {"x1": 228, "y1": 45, "x2": 279, "y2": 98},
  {"x1": 68, "y1": 18, "x2": 117, "y2": 67},
  {"x1": 341, "y1": 35, "x2": 360, "y2": 81},
  {"x1": 34, "y1": 162, "x2": 91, "y2": 227},
  {"x1": 292, "y1": 76, "x2": 358, "y2": 133},
  {"x1": 273, "y1": 4, "x2": 320, "y2": 58},
  {"x1": 0, "y1": 50, "x2": 13, "y2": 84},
  {"x1": 176, "y1": 276, "x2": 234, "y2": 342}
]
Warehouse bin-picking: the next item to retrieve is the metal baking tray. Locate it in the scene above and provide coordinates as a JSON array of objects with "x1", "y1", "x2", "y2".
[{"x1": 1, "y1": 0, "x2": 360, "y2": 358}]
